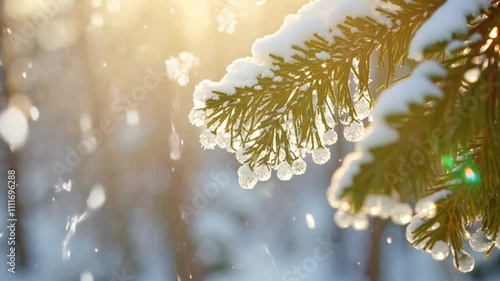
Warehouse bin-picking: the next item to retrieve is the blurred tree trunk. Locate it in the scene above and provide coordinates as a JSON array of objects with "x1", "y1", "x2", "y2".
[
  {"x1": 80, "y1": 38, "x2": 139, "y2": 275},
  {"x1": 365, "y1": 220, "x2": 385, "y2": 281}
]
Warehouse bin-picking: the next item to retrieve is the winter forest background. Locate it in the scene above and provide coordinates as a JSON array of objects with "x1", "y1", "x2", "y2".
[{"x1": 0, "y1": 0, "x2": 499, "y2": 281}]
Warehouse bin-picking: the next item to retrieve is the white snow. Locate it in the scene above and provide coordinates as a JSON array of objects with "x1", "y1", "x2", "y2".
[
  {"x1": 30, "y1": 106, "x2": 40, "y2": 121},
  {"x1": 415, "y1": 189, "x2": 451, "y2": 218},
  {"x1": 190, "y1": 0, "x2": 397, "y2": 181},
  {"x1": 252, "y1": 0, "x2": 385, "y2": 64},
  {"x1": 199, "y1": 129, "x2": 217, "y2": 150},
  {"x1": 193, "y1": 80, "x2": 217, "y2": 108},
  {"x1": 469, "y1": 32, "x2": 483, "y2": 43},
  {"x1": 390, "y1": 203, "x2": 413, "y2": 225},
  {"x1": 215, "y1": 57, "x2": 268, "y2": 95},
  {"x1": 305, "y1": 213, "x2": 316, "y2": 229},
  {"x1": 63, "y1": 211, "x2": 89, "y2": 260},
  {"x1": 54, "y1": 179, "x2": 72, "y2": 192},
  {"x1": 0, "y1": 106, "x2": 29, "y2": 151},
  {"x1": 165, "y1": 52, "x2": 199, "y2": 86},
  {"x1": 86, "y1": 184, "x2": 106, "y2": 210},
  {"x1": 329, "y1": 61, "x2": 446, "y2": 198},
  {"x1": 216, "y1": 7, "x2": 237, "y2": 34},
  {"x1": 196, "y1": 0, "x2": 387, "y2": 97},
  {"x1": 315, "y1": 51, "x2": 331, "y2": 61},
  {"x1": 409, "y1": 0, "x2": 490, "y2": 61},
  {"x1": 343, "y1": 122, "x2": 365, "y2": 142}
]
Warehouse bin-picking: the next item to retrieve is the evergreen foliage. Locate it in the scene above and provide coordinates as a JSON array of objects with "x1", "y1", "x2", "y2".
[{"x1": 191, "y1": 0, "x2": 500, "y2": 272}]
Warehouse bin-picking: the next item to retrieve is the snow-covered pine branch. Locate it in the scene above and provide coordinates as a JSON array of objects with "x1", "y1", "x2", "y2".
[
  {"x1": 189, "y1": 0, "x2": 443, "y2": 188},
  {"x1": 328, "y1": 0, "x2": 499, "y2": 272},
  {"x1": 191, "y1": 0, "x2": 500, "y2": 273}
]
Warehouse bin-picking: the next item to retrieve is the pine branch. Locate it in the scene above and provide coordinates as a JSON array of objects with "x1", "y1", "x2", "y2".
[
  {"x1": 329, "y1": 0, "x2": 500, "y2": 272},
  {"x1": 191, "y1": 0, "x2": 444, "y2": 187},
  {"x1": 191, "y1": 0, "x2": 500, "y2": 272}
]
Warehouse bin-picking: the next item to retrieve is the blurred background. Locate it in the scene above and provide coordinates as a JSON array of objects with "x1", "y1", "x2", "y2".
[{"x1": 0, "y1": 0, "x2": 499, "y2": 280}]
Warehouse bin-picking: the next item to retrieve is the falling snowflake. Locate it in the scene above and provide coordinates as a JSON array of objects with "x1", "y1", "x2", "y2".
[
  {"x1": 54, "y1": 179, "x2": 72, "y2": 192},
  {"x1": 165, "y1": 52, "x2": 199, "y2": 86},
  {"x1": 216, "y1": 7, "x2": 237, "y2": 34}
]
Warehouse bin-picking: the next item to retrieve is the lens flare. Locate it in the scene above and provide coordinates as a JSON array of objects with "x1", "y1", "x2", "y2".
[{"x1": 464, "y1": 167, "x2": 480, "y2": 184}]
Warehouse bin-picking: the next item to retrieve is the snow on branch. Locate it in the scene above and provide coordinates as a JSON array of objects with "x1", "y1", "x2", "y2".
[
  {"x1": 328, "y1": 61, "x2": 446, "y2": 212},
  {"x1": 199, "y1": 0, "x2": 387, "y2": 96},
  {"x1": 252, "y1": 0, "x2": 387, "y2": 65},
  {"x1": 409, "y1": 0, "x2": 491, "y2": 61},
  {"x1": 189, "y1": 0, "x2": 422, "y2": 187}
]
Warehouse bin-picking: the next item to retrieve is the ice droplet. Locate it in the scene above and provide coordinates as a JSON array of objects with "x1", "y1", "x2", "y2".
[
  {"x1": 390, "y1": 203, "x2": 413, "y2": 225},
  {"x1": 343, "y1": 122, "x2": 364, "y2": 142},
  {"x1": 354, "y1": 98, "x2": 371, "y2": 120},
  {"x1": 413, "y1": 237, "x2": 430, "y2": 251},
  {"x1": 470, "y1": 229, "x2": 493, "y2": 252},
  {"x1": 406, "y1": 216, "x2": 424, "y2": 243},
  {"x1": 431, "y1": 241, "x2": 449, "y2": 261},
  {"x1": 415, "y1": 199, "x2": 437, "y2": 219},
  {"x1": 378, "y1": 195, "x2": 396, "y2": 219},
  {"x1": 453, "y1": 251, "x2": 475, "y2": 273},
  {"x1": 339, "y1": 113, "x2": 352, "y2": 125},
  {"x1": 291, "y1": 158, "x2": 307, "y2": 175},
  {"x1": 363, "y1": 195, "x2": 382, "y2": 216},
  {"x1": 254, "y1": 165, "x2": 272, "y2": 181},
  {"x1": 352, "y1": 214, "x2": 369, "y2": 231},
  {"x1": 312, "y1": 148, "x2": 330, "y2": 165},
  {"x1": 237, "y1": 165, "x2": 258, "y2": 189},
  {"x1": 323, "y1": 129, "x2": 338, "y2": 145},
  {"x1": 277, "y1": 162, "x2": 293, "y2": 181},
  {"x1": 334, "y1": 210, "x2": 353, "y2": 229}
]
